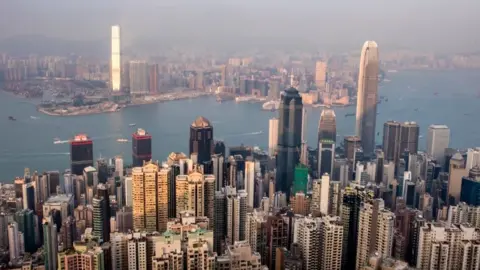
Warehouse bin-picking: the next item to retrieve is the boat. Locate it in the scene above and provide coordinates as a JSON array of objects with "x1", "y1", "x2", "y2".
[
  {"x1": 129, "y1": 123, "x2": 136, "y2": 127},
  {"x1": 262, "y1": 100, "x2": 280, "y2": 111},
  {"x1": 117, "y1": 138, "x2": 128, "y2": 143},
  {"x1": 8, "y1": 116, "x2": 16, "y2": 121},
  {"x1": 345, "y1": 113, "x2": 355, "y2": 117},
  {"x1": 53, "y1": 138, "x2": 69, "y2": 144},
  {"x1": 30, "y1": 116, "x2": 39, "y2": 120},
  {"x1": 387, "y1": 70, "x2": 398, "y2": 73}
]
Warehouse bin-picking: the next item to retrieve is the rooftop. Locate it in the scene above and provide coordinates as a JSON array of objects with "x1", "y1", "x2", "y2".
[
  {"x1": 45, "y1": 194, "x2": 73, "y2": 204},
  {"x1": 191, "y1": 116, "x2": 211, "y2": 128}
]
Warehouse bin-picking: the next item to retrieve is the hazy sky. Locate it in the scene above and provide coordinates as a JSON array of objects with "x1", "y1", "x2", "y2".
[{"x1": 0, "y1": 0, "x2": 478, "y2": 53}]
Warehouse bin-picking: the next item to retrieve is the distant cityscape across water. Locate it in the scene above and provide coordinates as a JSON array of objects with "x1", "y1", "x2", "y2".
[{"x1": 0, "y1": 69, "x2": 479, "y2": 181}]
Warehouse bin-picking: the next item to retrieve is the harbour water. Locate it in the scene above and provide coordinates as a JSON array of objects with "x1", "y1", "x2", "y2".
[{"x1": 0, "y1": 69, "x2": 479, "y2": 181}]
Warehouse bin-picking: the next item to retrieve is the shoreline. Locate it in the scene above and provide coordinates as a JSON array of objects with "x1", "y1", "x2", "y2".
[{"x1": 35, "y1": 92, "x2": 214, "y2": 116}]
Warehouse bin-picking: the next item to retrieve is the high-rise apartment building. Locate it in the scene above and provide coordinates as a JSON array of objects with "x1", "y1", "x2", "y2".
[
  {"x1": 320, "y1": 174, "x2": 330, "y2": 215},
  {"x1": 466, "y1": 147, "x2": 480, "y2": 170},
  {"x1": 245, "y1": 160, "x2": 255, "y2": 208},
  {"x1": 265, "y1": 213, "x2": 288, "y2": 269},
  {"x1": 132, "y1": 128, "x2": 152, "y2": 167},
  {"x1": 268, "y1": 117, "x2": 279, "y2": 157},
  {"x1": 149, "y1": 64, "x2": 158, "y2": 94},
  {"x1": 213, "y1": 191, "x2": 226, "y2": 255},
  {"x1": 216, "y1": 241, "x2": 264, "y2": 269},
  {"x1": 427, "y1": 125, "x2": 450, "y2": 166},
  {"x1": 111, "y1": 25, "x2": 121, "y2": 91},
  {"x1": 319, "y1": 216, "x2": 343, "y2": 270},
  {"x1": 132, "y1": 162, "x2": 169, "y2": 232},
  {"x1": 295, "y1": 216, "x2": 321, "y2": 269},
  {"x1": 315, "y1": 61, "x2": 327, "y2": 88},
  {"x1": 129, "y1": 60, "x2": 149, "y2": 94},
  {"x1": 189, "y1": 116, "x2": 214, "y2": 165},
  {"x1": 356, "y1": 199, "x2": 395, "y2": 269},
  {"x1": 341, "y1": 185, "x2": 374, "y2": 270},
  {"x1": 110, "y1": 232, "x2": 129, "y2": 270},
  {"x1": 417, "y1": 222, "x2": 480, "y2": 269},
  {"x1": 70, "y1": 134, "x2": 93, "y2": 175},
  {"x1": 128, "y1": 234, "x2": 147, "y2": 270},
  {"x1": 355, "y1": 41, "x2": 379, "y2": 154},
  {"x1": 43, "y1": 219, "x2": 58, "y2": 270},
  {"x1": 276, "y1": 87, "x2": 303, "y2": 199},
  {"x1": 318, "y1": 109, "x2": 336, "y2": 177}
]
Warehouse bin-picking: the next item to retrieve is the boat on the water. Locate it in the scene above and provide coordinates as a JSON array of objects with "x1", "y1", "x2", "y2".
[
  {"x1": 117, "y1": 138, "x2": 129, "y2": 143},
  {"x1": 53, "y1": 138, "x2": 69, "y2": 144},
  {"x1": 129, "y1": 123, "x2": 136, "y2": 127},
  {"x1": 8, "y1": 116, "x2": 16, "y2": 121},
  {"x1": 345, "y1": 113, "x2": 355, "y2": 117},
  {"x1": 262, "y1": 100, "x2": 280, "y2": 111}
]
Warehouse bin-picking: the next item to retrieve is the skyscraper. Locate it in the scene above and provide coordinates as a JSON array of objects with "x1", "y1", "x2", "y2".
[
  {"x1": 148, "y1": 64, "x2": 158, "y2": 94},
  {"x1": 355, "y1": 41, "x2": 379, "y2": 154},
  {"x1": 318, "y1": 109, "x2": 337, "y2": 176},
  {"x1": 43, "y1": 219, "x2": 58, "y2": 270},
  {"x1": 355, "y1": 199, "x2": 395, "y2": 269},
  {"x1": 189, "y1": 116, "x2": 214, "y2": 165},
  {"x1": 132, "y1": 128, "x2": 152, "y2": 167},
  {"x1": 276, "y1": 87, "x2": 303, "y2": 199},
  {"x1": 70, "y1": 134, "x2": 93, "y2": 175},
  {"x1": 315, "y1": 61, "x2": 327, "y2": 88},
  {"x1": 383, "y1": 121, "x2": 419, "y2": 165},
  {"x1": 427, "y1": 125, "x2": 450, "y2": 165},
  {"x1": 129, "y1": 60, "x2": 149, "y2": 94},
  {"x1": 111, "y1": 25, "x2": 121, "y2": 91},
  {"x1": 268, "y1": 117, "x2": 279, "y2": 157}
]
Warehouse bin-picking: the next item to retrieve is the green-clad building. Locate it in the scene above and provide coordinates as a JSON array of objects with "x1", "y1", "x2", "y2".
[{"x1": 292, "y1": 164, "x2": 309, "y2": 195}]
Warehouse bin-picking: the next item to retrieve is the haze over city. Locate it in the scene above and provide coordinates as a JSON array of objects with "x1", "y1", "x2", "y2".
[{"x1": 0, "y1": 0, "x2": 479, "y2": 54}]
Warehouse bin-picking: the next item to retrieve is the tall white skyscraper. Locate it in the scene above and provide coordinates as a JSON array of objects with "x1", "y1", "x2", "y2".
[
  {"x1": 244, "y1": 160, "x2": 255, "y2": 208},
  {"x1": 320, "y1": 174, "x2": 330, "y2": 215},
  {"x1": 268, "y1": 118, "x2": 278, "y2": 157},
  {"x1": 111, "y1": 25, "x2": 121, "y2": 91},
  {"x1": 8, "y1": 222, "x2": 20, "y2": 262},
  {"x1": 466, "y1": 147, "x2": 480, "y2": 170},
  {"x1": 427, "y1": 125, "x2": 450, "y2": 165},
  {"x1": 355, "y1": 41, "x2": 379, "y2": 154}
]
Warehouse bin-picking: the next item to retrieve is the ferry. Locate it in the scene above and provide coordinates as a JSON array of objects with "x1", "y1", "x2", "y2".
[
  {"x1": 129, "y1": 123, "x2": 136, "y2": 127},
  {"x1": 345, "y1": 113, "x2": 355, "y2": 117},
  {"x1": 117, "y1": 138, "x2": 129, "y2": 143},
  {"x1": 262, "y1": 100, "x2": 280, "y2": 111},
  {"x1": 8, "y1": 116, "x2": 16, "y2": 121},
  {"x1": 53, "y1": 138, "x2": 69, "y2": 144}
]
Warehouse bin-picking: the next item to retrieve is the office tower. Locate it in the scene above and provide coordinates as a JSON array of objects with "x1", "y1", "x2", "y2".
[
  {"x1": 344, "y1": 135, "x2": 362, "y2": 164},
  {"x1": 70, "y1": 134, "x2": 93, "y2": 175},
  {"x1": 300, "y1": 108, "x2": 308, "y2": 166},
  {"x1": 15, "y1": 209, "x2": 36, "y2": 253},
  {"x1": 220, "y1": 65, "x2": 227, "y2": 86},
  {"x1": 268, "y1": 117, "x2": 279, "y2": 157},
  {"x1": 211, "y1": 154, "x2": 224, "y2": 192},
  {"x1": 320, "y1": 174, "x2": 330, "y2": 215},
  {"x1": 356, "y1": 199, "x2": 395, "y2": 269},
  {"x1": 245, "y1": 160, "x2": 255, "y2": 208},
  {"x1": 189, "y1": 116, "x2": 214, "y2": 165},
  {"x1": 416, "y1": 223, "x2": 480, "y2": 269},
  {"x1": 276, "y1": 87, "x2": 303, "y2": 199},
  {"x1": 213, "y1": 191, "x2": 226, "y2": 255},
  {"x1": 132, "y1": 162, "x2": 161, "y2": 232},
  {"x1": 329, "y1": 181, "x2": 342, "y2": 216},
  {"x1": 149, "y1": 64, "x2": 158, "y2": 94},
  {"x1": 216, "y1": 241, "x2": 263, "y2": 269},
  {"x1": 204, "y1": 175, "x2": 215, "y2": 229},
  {"x1": 129, "y1": 60, "x2": 149, "y2": 94},
  {"x1": 22, "y1": 182, "x2": 35, "y2": 211},
  {"x1": 43, "y1": 219, "x2": 58, "y2": 270},
  {"x1": 318, "y1": 109, "x2": 337, "y2": 176},
  {"x1": 265, "y1": 213, "x2": 288, "y2": 269},
  {"x1": 269, "y1": 78, "x2": 281, "y2": 100},
  {"x1": 448, "y1": 153, "x2": 468, "y2": 205},
  {"x1": 43, "y1": 194, "x2": 74, "y2": 221},
  {"x1": 319, "y1": 216, "x2": 343, "y2": 270},
  {"x1": 400, "y1": 121, "x2": 420, "y2": 155},
  {"x1": 168, "y1": 164, "x2": 180, "y2": 218},
  {"x1": 292, "y1": 164, "x2": 308, "y2": 195},
  {"x1": 127, "y1": 235, "x2": 147, "y2": 270},
  {"x1": 427, "y1": 125, "x2": 450, "y2": 165},
  {"x1": 383, "y1": 121, "x2": 401, "y2": 163},
  {"x1": 460, "y1": 166, "x2": 480, "y2": 206},
  {"x1": 8, "y1": 222, "x2": 20, "y2": 262},
  {"x1": 466, "y1": 147, "x2": 480, "y2": 170},
  {"x1": 110, "y1": 232, "x2": 129, "y2": 270},
  {"x1": 315, "y1": 61, "x2": 327, "y2": 88},
  {"x1": 341, "y1": 186, "x2": 374, "y2": 270},
  {"x1": 355, "y1": 41, "x2": 379, "y2": 154},
  {"x1": 132, "y1": 128, "x2": 152, "y2": 167},
  {"x1": 115, "y1": 207, "x2": 133, "y2": 233},
  {"x1": 93, "y1": 184, "x2": 110, "y2": 243},
  {"x1": 213, "y1": 140, "x2": 226, "y2": 157},
  {"x1": 60, "y1": 216, "x2": 75, "y2": 250},
  {"x1": 295, "y1": 216, "x2": 321, "y2": 269},
  {"x1": 111, "y1": 25, "x2": 121, "y2": 91}
]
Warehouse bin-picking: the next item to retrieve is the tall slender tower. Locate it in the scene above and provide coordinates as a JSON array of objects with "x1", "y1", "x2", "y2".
[
  {"x1": 189, "y1": 116, "x2": 214, "y2": 165},
  {"x1": 318, "y1": 109, "x2": 337, "y2": 176},
  {"x1": 355, "y1": 41, "x2": 379, "y2": 154},
  {"x1": 276, "y1": 87, "x2": 303, "y2": 199},
  {"x1": 111, "y1": 25, "x2": 121, "y2": 91},
  {"x1": 268, "y1": 118, "x2": 279, "y2": 157}
]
